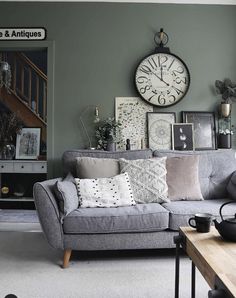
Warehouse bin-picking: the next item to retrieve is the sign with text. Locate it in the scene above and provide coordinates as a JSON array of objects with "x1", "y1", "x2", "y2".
[{"x1": 0, "y1": 28, "x2": 46, "y2": 40}]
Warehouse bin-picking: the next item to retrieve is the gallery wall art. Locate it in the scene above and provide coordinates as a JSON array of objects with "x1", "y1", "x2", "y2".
[
  {"x1": 115, "y1": 97, "x2": 153, "y2": 150},
  {"x1": 16, "y1": 127, "x2": 41, "y2": 159},
  {"x1": 172, "y1": 123, "x2": 194, "y2": 151},
  {"x1": 147, "y1": 112, "x2": 176, "y2": 150},
  {"x1": 182, "y1": 111, "x2": 216, "y2": 150}
]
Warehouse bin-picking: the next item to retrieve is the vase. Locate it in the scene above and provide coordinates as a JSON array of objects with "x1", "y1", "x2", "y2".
[
  {"x1": 218, "y1": 134, "x2": 231, "y2": 149},
  {"x1": 220, "y1": 103, "x2": 231, "y2": 118},
  {"x1": 106, "y1": 141, "x2": 115, "y2": 151},
  {"x1": 0, "y1": 143, "x2": 16, "y2": 159}
]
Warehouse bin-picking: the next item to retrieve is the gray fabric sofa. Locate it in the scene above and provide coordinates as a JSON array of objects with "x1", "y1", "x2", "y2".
[{"x1": 33, "y1": 149, "x2": 236, "y2": 268}]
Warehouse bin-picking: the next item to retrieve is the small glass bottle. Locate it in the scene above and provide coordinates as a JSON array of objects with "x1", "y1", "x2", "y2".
[{"x1": 126, "y1": 139, "x2": 130, "y2": 150}]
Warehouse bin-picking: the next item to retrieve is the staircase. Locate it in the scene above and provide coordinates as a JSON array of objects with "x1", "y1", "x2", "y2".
[{"x1": 0, "y1": 52, "x2": 47, "y2": 143}]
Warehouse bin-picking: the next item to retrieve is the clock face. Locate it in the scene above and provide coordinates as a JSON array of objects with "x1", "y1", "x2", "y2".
[{"x1": 135, "y1": 52, "x2": 190, "y2": 107}]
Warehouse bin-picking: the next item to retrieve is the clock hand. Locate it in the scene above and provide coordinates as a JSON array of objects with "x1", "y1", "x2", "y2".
[
  {"x1": 160, "y1": 66, "x2": 163, "y2": 81},
  {"x1": 151, "y1": 71, "x2": 169, "y2": 86},
  {"x1": 161, "y1": 78, "x2": 170, "y2": 86}
]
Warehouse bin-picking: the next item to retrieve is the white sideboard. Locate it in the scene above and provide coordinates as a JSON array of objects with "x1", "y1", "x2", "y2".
[{"x1": 0, "y1": 160, "x2": 47, "y2": 207}]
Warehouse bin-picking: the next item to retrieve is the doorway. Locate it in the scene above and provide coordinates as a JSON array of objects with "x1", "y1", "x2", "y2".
[{"x1": 0, "y1": 41, "x2": 54, "y2": 212}]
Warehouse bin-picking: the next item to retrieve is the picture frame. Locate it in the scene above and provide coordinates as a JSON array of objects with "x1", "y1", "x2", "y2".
[
  {"x1": 147, "y1": 112, "x2": 176, "y2": 150},
  {"x1": 182, "y1": 111, "x2": 216, "y2": 150},
  {"x1": 15, "y1": 127, "x2": 41, "y2": 160},
  {"x1": 115, "y1": 97, "x2": 153, "y2": 150},
  {"x1": 172, "y1": 123, "x2": 194, "y2": 151}
]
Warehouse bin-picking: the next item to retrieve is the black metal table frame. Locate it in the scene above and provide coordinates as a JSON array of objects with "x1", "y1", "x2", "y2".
[{"x1": 174, "y1": 234, "x2": 234, "y2": 298}]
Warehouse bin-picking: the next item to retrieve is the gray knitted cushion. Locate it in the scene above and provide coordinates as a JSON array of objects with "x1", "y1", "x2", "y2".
[
  {"x1": 54, "y1": 173, "x2": 79, "y2": 216},
  {"x1": 119, "y1": 158, "x2": 169, "y2": 204}
]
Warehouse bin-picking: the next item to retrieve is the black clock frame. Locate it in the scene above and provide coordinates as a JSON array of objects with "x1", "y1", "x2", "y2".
[{"x1": 134, "y1": 47, "x2": 191, "y2": 108}]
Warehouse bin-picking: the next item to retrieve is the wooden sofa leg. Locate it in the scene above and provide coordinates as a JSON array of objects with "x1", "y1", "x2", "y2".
[{"x1": 63, "y1": 249, "x2": 72, "y2": 268}]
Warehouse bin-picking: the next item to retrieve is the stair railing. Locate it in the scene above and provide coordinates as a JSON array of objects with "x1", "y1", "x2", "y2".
[{"x1": 4, "y1": 51, "x2": 47, "y2": 124}]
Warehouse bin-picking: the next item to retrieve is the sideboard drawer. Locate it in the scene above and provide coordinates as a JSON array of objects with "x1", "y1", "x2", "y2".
[
  {"x1": 14, "y1": 162, "x2": 33, "y2": 173},
  {"x1": 0, "y1": 162, "x2": 14, "y2": 173},
  {"x1": 32, "y1": 162, "x2": 47, "y2": 173}
]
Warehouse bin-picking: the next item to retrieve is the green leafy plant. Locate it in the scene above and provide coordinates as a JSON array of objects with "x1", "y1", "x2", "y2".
[
  {"x1": 95, "y1": 117, "x2": 122, "y2": 150},
  {"x1": 215, "y1": 79, "x2": 236, "y2": 103},
  {"x1": 0, "y1": 111, "x2": 23, "y2": 149}
]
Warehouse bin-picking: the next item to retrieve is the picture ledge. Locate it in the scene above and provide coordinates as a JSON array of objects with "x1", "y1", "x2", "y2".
[{"x1": 2, "y1": 0, "x2": 236, "y2": 4}]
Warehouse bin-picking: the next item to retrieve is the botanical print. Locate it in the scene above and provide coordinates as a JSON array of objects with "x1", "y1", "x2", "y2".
[{"x1": 115, "y1": 97, "x2": 153, "y2": 150}]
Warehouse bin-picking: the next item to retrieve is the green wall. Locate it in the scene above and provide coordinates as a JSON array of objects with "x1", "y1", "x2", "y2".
[{"x1": 0, "y1": 2, "x2": 236, "y2": 176}]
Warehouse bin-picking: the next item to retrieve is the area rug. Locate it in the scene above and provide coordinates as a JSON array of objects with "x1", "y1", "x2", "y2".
[
  {"x1": 0, "y1": 231, "x2": 210, "y2": 298},
  {"x1": 0, "y1": 209, "x2": 39, "y2": 223}
]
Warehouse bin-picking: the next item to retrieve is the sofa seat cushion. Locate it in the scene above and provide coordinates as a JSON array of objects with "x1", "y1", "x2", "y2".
[
  {"x1": 63, "y1": 203, "x2": 169, "y2": 234},
  {"x1": 162, "y1": 199, "x2": 235, "y2": 231}
]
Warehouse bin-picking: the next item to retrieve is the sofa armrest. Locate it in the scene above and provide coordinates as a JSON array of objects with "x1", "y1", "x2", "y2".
[
  {"x1": 227, "y1": 171, "x2": 236, "y2": 200},
  {"x1": 33, "y1": 178, "x2": 64, "y2": 250}
]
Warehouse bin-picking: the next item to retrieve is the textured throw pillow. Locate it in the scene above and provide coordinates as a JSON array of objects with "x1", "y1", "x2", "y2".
[
  {"x1": 119, "y1": 158, "x2": 169, "y2": 204},
  {"x1": 74, "y1": 172, "x2": 136, "y2": 208},
  {"x1": 76, "y1": 157, "x2": 119, "y2": 178},
  {"x1": 166, "y1": 155, "x2": 203, "y2": 201},
  {"x1": 54, "y1": 173, "x2": 79, "y2": 216}
]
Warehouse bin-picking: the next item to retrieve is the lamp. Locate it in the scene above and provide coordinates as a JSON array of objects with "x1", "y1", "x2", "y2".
[
  {"x1": 0, "y1": 52, "x2": 11, "y2": 93},
  {"x1": 79, "y1": 105, "x2": 100, "y2": 149}
]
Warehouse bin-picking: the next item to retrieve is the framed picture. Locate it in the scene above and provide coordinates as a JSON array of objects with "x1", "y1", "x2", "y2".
[
  {"x1": 115, "y1": 97, "x2": 153, "y2": 150},
  {"x1": 182, "y1": 111, "x2": 216, "y2": 150},
  {"x1": 172, "y1": 123, "x2": 194, "y2": 151},
  {"x1": 147, "y1": 112, "x2": 176, "y2": 150},
  {"x1": 16, "y1": 128, "x2": 41, "y2": 159}
]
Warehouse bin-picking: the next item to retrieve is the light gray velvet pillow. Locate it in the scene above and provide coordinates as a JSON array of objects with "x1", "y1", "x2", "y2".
[
  {"x1": 119, "y1": 158, "x2": 169, "y2": 204},
  {"x1": 54, "y1": 173, "x2": 79, "y2": 216},
  {"x1": 76, "y1": 157, "x2": 120, "y2": 178},
  {"x1": 166, "y1": 155, "x2": 203, "y2": 201}
]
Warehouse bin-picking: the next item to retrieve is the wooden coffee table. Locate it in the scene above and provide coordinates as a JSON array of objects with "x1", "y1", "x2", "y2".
[{"x1": 174, "y1": 226, "x2": 236, "y2": 298}]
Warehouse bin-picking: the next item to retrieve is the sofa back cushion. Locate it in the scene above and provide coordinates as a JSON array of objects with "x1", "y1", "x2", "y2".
[
  {"x1": 62, "y1": 149, "x2": 153, "y2": 177},
  {"x1": 153, "y1": 149, "x2": 236, "y2": 200}
]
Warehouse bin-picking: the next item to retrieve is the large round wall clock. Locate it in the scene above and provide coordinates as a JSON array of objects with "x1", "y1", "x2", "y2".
[{"x1": 135, "y1": 29, "x2": 190, "y2": 107}]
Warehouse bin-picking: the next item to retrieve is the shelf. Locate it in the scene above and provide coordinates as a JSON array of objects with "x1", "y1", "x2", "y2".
[
  {"x1": 0, "y1": 164, "x2": 46, "y2": 209},
  {"x1": 0, "y1": 197, "x2": 34, "y2": 202},
  {"x1": 0, "y1": 160, "x2": 47, "y2": 174}
]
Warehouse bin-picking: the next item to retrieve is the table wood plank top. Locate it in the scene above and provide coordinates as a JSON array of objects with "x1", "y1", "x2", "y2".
[{"x1": 180, "y1": 226, "x2": 236, "y2": 297}]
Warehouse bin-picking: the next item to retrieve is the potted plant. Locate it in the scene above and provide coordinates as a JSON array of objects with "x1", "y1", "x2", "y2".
[
  {"x1": 95, "y1": 117, "x2": 122, "y2": 151},
  {"x1": 0, "y1": 111, "x2": 22, "y2": 159},
  {"x1": 215, "y1": 79, "x2": 236, "y2": 117}
]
